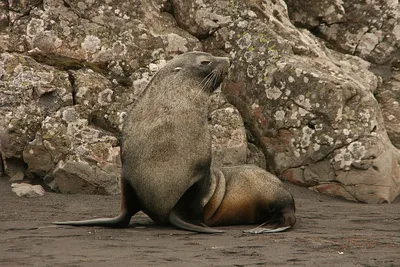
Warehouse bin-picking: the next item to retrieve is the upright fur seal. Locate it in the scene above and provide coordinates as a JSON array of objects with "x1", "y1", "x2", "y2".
[{"x1": 54, "y1": 52, "x2": 230, "y2": 233}]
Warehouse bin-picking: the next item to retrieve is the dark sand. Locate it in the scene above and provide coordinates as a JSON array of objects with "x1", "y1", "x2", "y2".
[{"x1": 1, "y1": 178, "x2": 399, "y2": 267}]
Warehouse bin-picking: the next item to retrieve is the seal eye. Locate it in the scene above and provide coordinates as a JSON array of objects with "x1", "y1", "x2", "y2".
[
  {"x1": 173, "y1": 67, "x2": 182, "y2": 72},
  {"x1": 200, "y1": 60, "x2": 211, "y2": 66}
]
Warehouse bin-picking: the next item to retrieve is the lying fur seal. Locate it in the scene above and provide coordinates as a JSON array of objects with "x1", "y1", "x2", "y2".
[{"x1": 205, "y1": 165, "x2": 296, "y2": 233}]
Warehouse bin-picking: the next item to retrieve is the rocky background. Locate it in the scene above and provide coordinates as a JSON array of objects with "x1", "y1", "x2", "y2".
[{"x1": 0, "y1": 0, "x2": 399, "y2": 204}]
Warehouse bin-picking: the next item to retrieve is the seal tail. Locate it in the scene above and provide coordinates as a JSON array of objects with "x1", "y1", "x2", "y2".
[
  {"x1": 53, "y1": 210, "x2": 132, "y2": 228},
  {"x1": 168, "y1": 208, "x2": 224, "y2": 234}
]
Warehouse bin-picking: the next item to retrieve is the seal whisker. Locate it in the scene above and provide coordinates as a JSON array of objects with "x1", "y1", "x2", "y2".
[
  {"x1": 206, "y1": 70, "x2": 218, "y2": 89},
  {"x1": 212, "y1": 68, "x2": 222, "y2": 88},
  {"x1": 200, "y1": 70, "x2": 215, "y2": 89},
  {"x1": 203, "y1": 71, "x2": 215, "y2": 90},
  {"x1": 203, "y1": 70, "x2": 217, "y2": 93},
  {"x1": 197, "y1": 71, "x2": 213, "y2": 93},
  {"x1": 195, "y1": 70, "x2": 217, "y2": 100}
]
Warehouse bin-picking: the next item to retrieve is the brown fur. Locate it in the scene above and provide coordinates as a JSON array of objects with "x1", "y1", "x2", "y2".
[{"x1": 205, "y1": 165, "x2": 296, "y2": 230}]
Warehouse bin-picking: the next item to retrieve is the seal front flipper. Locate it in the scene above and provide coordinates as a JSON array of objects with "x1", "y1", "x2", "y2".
[
  {"x1": 243, "y1": 224, "x2": 292, "y2": 234},
  {"x1": 53, "y1": 176, "x2": 141, "y2": 228},
  {"x1": 168, "y1": 208, "x2": 224, "y2": 233},
  {"x1": 243, "y1": 206, "x2": 296, "y2": 234}
]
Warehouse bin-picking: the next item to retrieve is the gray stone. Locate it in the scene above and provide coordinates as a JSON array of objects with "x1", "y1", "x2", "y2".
[
  {"x1": 23, "y1": 106, "x2": 121, "y2": 195},
  {"x1": 11, "y1": 183, "x2": 45, "y2": 198},
  {"x1": 209, "y1": 90, "x2": 248, "y2": 167},
  {"x1": 375, "y1": 71, "x2": 400, "y2": 148},
  {"x1": 53, "y1": 158, "x2": 120, "y2": 195},
  {"x1": 9, "y1": 171, "x2": 24, "y2": 182}
]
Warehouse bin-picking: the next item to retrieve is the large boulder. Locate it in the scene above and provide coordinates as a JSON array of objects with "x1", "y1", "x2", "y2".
[
  {"x1": 23, "y1": 106, "x2": 121, "y2": 194},
  {"x1": 284, "y1": 0, "x2": 400, "y2": 151},
  {"x1": 0, "y1": 52, "x2": 72, "y2": 177},
  {"x1": 171, "y1": 0, "x2": 400, "y2": 203},
  {"x1": 285, "y1": 0, "x2": 400, "y2": 65}
]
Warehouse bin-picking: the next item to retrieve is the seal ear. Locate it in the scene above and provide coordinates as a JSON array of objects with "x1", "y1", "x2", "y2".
[
  {"x1": 200, "y1": 60, "x2": 211, "y2": 66},
  {"x1": 173, "y1": 67, "x2": 182, "y2": 72}
]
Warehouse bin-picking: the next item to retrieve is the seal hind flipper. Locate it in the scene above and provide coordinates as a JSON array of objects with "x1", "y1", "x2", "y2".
[
  {"x1": 243, "y1": 206, "x2": 296, "y2": 234},
  {"x1": 54, "y1": 176, "x2": 141, "y2": 228},
  {"x1": 53, "y1": 210, "x2": 132, "y2": 228},
  {"x1": 168, "y1": 208, "x2": 224, "y2": 234}
]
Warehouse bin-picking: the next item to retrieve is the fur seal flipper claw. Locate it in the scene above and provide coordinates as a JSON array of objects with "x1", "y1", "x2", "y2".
[
  {"x1": 168, "y1": 209, "x2": 224, "y2": 234},
  {"x1": 53, "y1": 210, "x2": 132, "y2": 228}
]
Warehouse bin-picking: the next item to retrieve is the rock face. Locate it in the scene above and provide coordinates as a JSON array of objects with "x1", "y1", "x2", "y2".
[{"x1": 0, "y1": 0, "x2": 399, "y2": 203}]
